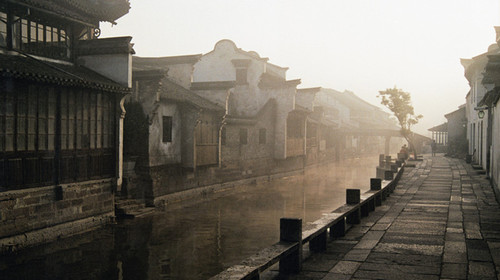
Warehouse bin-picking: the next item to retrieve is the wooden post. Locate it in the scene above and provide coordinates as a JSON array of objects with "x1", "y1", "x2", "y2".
[{"x1": 279, "y1": 218, "x2": 302, "y2": 274}]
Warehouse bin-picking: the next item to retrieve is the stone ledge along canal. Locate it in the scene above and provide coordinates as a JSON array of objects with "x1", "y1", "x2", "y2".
[{"x1": 0, "y1": 156, "x2": 379, "y2": 280}]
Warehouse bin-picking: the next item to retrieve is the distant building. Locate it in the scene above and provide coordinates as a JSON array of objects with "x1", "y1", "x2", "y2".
[
  {"x1": 478, "y1": 26, "x2": 500, "y2": 194},
  {"x1": 191, "y1": 40, "x2": 303, "y2": 175},
  {"x1": 428, "y1": 123, "x2": 448, "y2": 146},
  {"x1": 124, "y1": 55, "x2": 225, "y2": 205},
  {"x1": 461, "y1": 42, "x2": 499, "y2": 167},
  {"x1": 444, "y1": 105, "x2": 467, "y2": 157},
  {"x1": 0, "y1": 0, "x2": 133, "y2": 247}
]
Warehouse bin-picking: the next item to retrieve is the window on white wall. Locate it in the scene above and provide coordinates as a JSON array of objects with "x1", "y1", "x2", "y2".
[{"x1": 162, "y1": 116, "x2": 172, "y2": 143}]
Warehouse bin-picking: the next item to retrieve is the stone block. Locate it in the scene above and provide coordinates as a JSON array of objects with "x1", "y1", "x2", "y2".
[
  {"x1": 370, "y1": 178, "x2": 382, "y2": 190},
  {"x1": 384, "y1": 170, "x2": 394, "y2": 180},
  {"x1": 280, "y1": 218, "x2": 302, "y2": 274},
  {"x1": 346, "y1": 189, "x2": 360, "y2": 205},
  {"x1": 390, "y1": 164, "x2": 398, "y2": 173}
]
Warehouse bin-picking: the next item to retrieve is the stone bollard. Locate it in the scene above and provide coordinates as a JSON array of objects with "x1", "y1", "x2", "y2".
[
  {"x1": 384, "y1": 170, "x2": 394, "y2": 180},
  {"x1": 279, "y1": 218, "x2": 302, "y2": 274},
  {"x1": 346, "y1": 189, "x2": 360, "y2": 204},
  {"x1": 370, "y1": 178, "x2": 382, "y2": 190},
  {"x1": 346, "y1": 189, "x2": 361, "y2": 224},
  {"x1": 376, "y1": 167, "x2": 385, "y2": 179},
  {"x1": 370, "y1": 178, "x2": 382, "y2": 206},
  {"x1": 390, "y1": 164, "x2": 398, "y2": 173},
  {"x1": 385, "y1": 155, "x2": 392, "y2": 167}
]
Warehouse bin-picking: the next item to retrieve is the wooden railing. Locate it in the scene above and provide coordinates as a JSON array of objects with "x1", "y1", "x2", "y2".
[{"x1": 210, "y1": 155, "x2": 405, "y2": 280}]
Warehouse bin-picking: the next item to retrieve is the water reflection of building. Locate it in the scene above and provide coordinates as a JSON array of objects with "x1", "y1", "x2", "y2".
[{"x1": 0, "y1": 0, "x2": 133, "y2": 248}]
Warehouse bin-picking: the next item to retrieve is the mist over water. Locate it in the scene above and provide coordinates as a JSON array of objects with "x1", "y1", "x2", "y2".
[{"x1": 0, "y1": 156, "x2": 379, "y2": 280}]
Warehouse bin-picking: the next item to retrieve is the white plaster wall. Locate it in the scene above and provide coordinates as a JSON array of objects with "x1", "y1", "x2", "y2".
[
  {"x1": 266, "y1": 63, "x2": 287, "y2": 79},
  {"x1": 315, "y1": 90, "x2": 351, "y2": 124},
  {"x1": 194, "y1": 89, "x2": 229, "y2": 111},
  {"x1": 166, "y1": 63, "x2": 193, "y2": 89},
  {"x1": 193, "y1": 40, "x2": 269, "y2": 117},
  {"x1": 492, "y1": 105, "x2": 500, "y2": 191},
  {"x1": 79, "y1": 54, "x2": 132, "y2": 87},
  {"x1": 296, "y1": 91, "x2": 316, "y2": 111},
  {"x1": 148, "y1": 103, "x2": 182, "y2": 166},
  {"x1": 265, "y1": 87, "x2": 295, "y2": 159},
  {"x1": 193, "y1": 40, "x2": 297, "y2": 159},
  {"x1": 465, "y1": 69, "x2": 488, "y2": 164}
]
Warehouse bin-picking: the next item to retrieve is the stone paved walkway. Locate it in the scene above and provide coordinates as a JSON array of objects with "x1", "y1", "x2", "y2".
[{"x1": 289, "y1": 155, "x2": 500, "y2": 280}]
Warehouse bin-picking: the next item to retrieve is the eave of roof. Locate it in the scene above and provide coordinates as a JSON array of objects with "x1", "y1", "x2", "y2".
[
  {"x1": 0, "y1": 52, "x2": 129, "y2": 93},
  {"x1": 444, "y1": 106, "x2": 465, "y2": 119},
  {"x1": 298, "y1": 87, "x2": 322, "y2": 94},
  {"x1": 190, "y1": 81, "x2": 235, "y2": 91},
  {"x1": 9, "y1": 0, "x2": 130, "y2": 24},
  {"x1": 428, "y1": 122, "x2": 448, "y2": 132},
  {"x1": 133, "y1": 55, "x2": 203, "y2": 70},
  {"x1": 259, "y1": 72, "x2": 301, "y2": 89},
  {"x1": 160, "y1": 78, "x2": 225, "y2": 112}
]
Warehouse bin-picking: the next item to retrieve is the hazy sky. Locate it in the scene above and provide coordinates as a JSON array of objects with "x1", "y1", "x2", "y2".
[{"x1": 101, "y1": 0, "x2": 500, "y2": 135}]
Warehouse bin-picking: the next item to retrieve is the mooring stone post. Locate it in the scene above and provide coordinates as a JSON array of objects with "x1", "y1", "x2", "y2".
[
  {"x1": 385, "y1": 155, "x2": 392, "y2": 168},
  {"x1": 346, "y1": 189, "x2": 360, "y2": 204},
  {"x1": 346, "y1": 189, "x2": 361, "y2": 224},
  {"x1": 370, "y1": 178, "x2": 381, "y2": 191},
  {"x1": 384, "y1": 170, "x2": 394, "y2": 180},
  {"x1": 370, "y1": 178, "x2": 382, "y2": 206},
  {"x1": 390, "y1": 164, "x2": 398, "y2": 173},
  {"x1": 379, "y1": 154, "x2": 385, "y2": 166},
  {"x1": 279, "y1": 218, "x2": 302, "y2": 274}
]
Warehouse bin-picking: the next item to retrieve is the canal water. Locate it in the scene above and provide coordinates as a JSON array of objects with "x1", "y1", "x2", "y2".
[{"x1": 0, "y1": 156, "x2": 378, "y2": 280}]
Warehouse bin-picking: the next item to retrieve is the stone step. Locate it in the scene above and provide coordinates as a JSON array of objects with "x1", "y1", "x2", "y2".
[
  {"x1": 471, "y1": 164, "x2": 483, "y2": 170},
  {"x1": 115, "y1": 199, "x2": 152, "y2": 219}
]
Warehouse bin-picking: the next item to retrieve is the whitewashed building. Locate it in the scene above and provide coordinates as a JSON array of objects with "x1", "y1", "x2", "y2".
[{"x1": 461, "y1": 41, "x2": 499, "y2": 169}]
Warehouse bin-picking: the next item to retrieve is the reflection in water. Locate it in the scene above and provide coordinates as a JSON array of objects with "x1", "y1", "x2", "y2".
[{"x1": 0, "y1": 156, "x2": 378, "y2": 279}]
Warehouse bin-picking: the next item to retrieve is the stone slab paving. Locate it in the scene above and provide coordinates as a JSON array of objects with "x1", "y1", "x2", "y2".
[{"x1": 286, "y1": 155, "x2": 500, "y2": 280}]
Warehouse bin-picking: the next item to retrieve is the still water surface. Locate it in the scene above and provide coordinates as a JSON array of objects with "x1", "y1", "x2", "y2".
[{"x1": 0, "y1": 156, "x2": 378, "y2": 280}]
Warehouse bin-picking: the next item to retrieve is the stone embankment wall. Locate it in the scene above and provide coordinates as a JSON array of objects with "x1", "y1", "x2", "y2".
[{"x1": 0, "y1": 179, "x2": 115, "y2": 251}]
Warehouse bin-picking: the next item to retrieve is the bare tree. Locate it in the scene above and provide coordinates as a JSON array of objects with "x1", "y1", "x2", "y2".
[{"x1": 378, "y1": 87, "x2": 423, "y2": 158}]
